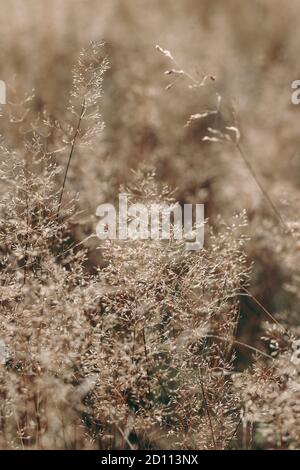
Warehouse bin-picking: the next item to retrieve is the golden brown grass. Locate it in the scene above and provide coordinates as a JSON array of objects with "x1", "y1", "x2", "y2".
[{"x1": 0, "y1": 0, "x2": 300, "y2": 450}]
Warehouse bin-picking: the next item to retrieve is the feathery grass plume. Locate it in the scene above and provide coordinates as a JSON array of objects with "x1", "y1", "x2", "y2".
[
  {"x1": 58, "y1": 41, "x2": 109, "y2": 212},
  {"x1": 0, "y1": 153, "x2": 99, "y2": 448},
  {"x1": 84, "y1": 167, "x2": 250, "y2": 449}
]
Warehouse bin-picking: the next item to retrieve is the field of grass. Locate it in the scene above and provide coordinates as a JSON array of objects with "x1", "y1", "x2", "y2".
[{"x1": 0, "y1": 0, "x2": 300, "y2": 450}]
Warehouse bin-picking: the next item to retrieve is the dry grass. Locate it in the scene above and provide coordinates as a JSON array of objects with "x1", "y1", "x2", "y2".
[{"x1": 0, "y1": 0, "x2": 300, "y2": 450}]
